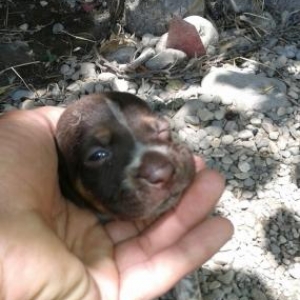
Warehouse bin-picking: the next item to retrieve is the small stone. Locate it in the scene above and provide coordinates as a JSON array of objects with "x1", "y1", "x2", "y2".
[
  {"x1": 211, "y1": 148, "x2": 225, "y2": 157},
  {"x1": 251, "y1": 288, "x2": 268, "y2": 300},
  {"x1": 82, "y1": 81, "x2": 95, "y2": 94},
  {"x1": 238, "y1": 129, "x2": 253, "y2": 140},
  {"x1": 214, "y1": 109, "x2": 225, "y2": 120},
  {"x1": 262, "y1": 121, "x2": 275, "y2": 133},
  {"x1": 198, "y1": 108, "x2": 214, "y2": 121},
  {"x1": 270, "y1": 243, "x2": 281, "y2": 255},
  {"x1": 222, "y1": 156, "x2": 234, "y2": 164},
  {"x1": 221, "y1": 134, "x2": 234, "y2": 145},
  {"x1": 277, "y1": 107, "x2": 287, "y2": 116},
  {"x1": 71, "y1": 71, "x2": 80, "y2": 81},
  {"x1": 11, "y1": 89, "x2": 36, "y2": 101},
  {"x1": 244, "y1": 177, "x2": 255, "y2": 187},
  {"x1": 105, "y1": 45, "x2": 137, "y2": 64},
  {"x1": 45, "y1": 99, "x2": 56, "y2": 106},
  {"x1": 208, "y1": 281, "x2": 221, "y2": 290},
  {"x1": 285, "y1": 50, "x2": 296, "y2": 59},
  {"x1": 199, "y1": 138, "x2": 211, "y2": 150},
  {"x1": 98, "y1": 72, "x2": 117, "y2": 82},
  {"x1": 20, "y1": 99, "x2": 35, "y2": 110},
  {"x1": 95, "y1": 83, "x2": 105, "y2": 93},
  {"x1": 66, "y1": 81, "x2": 81, "y2": 93},
  {"x1": 52, "y1": 23, "x2": 64, "y2": 34},
  {"x1": 224, "y1": 121, "x2": 238, "y2": 132},
  {"x1": 278, "y1": 137, "x2": 287, "y2": 150},
  {"x1": 205, "y1": 125, "x2": 222, "y2": 138},
  {"x1": 289, "y1": 263, "x2": 300, "y2": 279},
  {"x1": 19, "y1": 23, "x2": 29, "y2": 31},
  {"x1": 47, "y1": 83, "x2": 61, "y2": 98},
  {"x1": 234, "y1": 173, "x2": 250, "y2": 180},
  {"x1": 269, "y1": 131, "x2": 279, "y2": 140},
  {"x1": 205, "y1": 289, "x2": 225, "y2": 300},
  {"x1": 226, "y1": 294, "x2": 239, "y2": 300},
  {"x1": 256, "y1": 138, "x2": 269, "y2": 149},
  {"x1": 184, "y1": 115, "x2": 200, "y2": 125},
  {"x1": 199, "y1": 94, "x2": 215, "y2": 103},
  {"x1": 112, "y1": 78, "x2": 131, "y2": 92},
  {"x1": 210, "y1": 138, "x2": 221, "y2": 148},
  {"x1": 79, "y1": 62, "x2": 97, "y2": 79},
  {"x1": 250, "y1": 117, "x2": 261, "y2": 125},
  {"x1": 288, "y1": 90, "x2": 299, "y2": 100},
  {"x1": 198, "y1": 129, "x2": 207, "y2": 139},
  {"x1": 276, "y1": 55, "x2": 288, "y2": 68},
  {"x1": 217, "y1": 270, "x2": 235, "y2": 285},
  {"x1": 40, "y1": 0, "x2": 48, "y2": 6}
]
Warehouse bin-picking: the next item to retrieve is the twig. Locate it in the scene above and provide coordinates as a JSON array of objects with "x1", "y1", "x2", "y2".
[
  {"x1": 0, "y1": 61, "x2": 41, "y2": 76},
  {"x1": 62, "y1": 30, "x2": 96, "y2": 43},
  {"x1": 5, "y1": 0, "x2": 9, "y2": 28},
  {"x1": 11, "y1": 67, "x2": 32, "y2": 92},
  {"x1": 287, "y1": 97, "x2": 300, "y2": 106}
]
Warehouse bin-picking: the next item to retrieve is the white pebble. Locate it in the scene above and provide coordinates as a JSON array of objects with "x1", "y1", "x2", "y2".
[
  {"x1": 238, "y1": 161, "x2": 251, "y2": 173},
  {"x1": 269, "y1": 131, "x2": 280, "y2": 140},
  {"x1": 19, "y1": 23, "x2": 29, "y2": 31},
  {"x1": 238, "y1": 129, "x2": 253, "y2": 140},
  {"x1": 250, "y1": 118, "x2": 262, "y2": 125},
  {"x1": 198, "y1": 108, "x2": 214, "y2": 121},
  {"x1": 221, "y1": 134, "x2": 235, "y2": 145}
]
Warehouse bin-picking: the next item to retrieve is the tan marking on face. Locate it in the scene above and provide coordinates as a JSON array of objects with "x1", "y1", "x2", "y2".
[
  {"x1": 74, "y1": 178, "x2": 109, "y2": 214},
  {"x1": 93, "y1": 127, "x2": 112, "y2": 146}
]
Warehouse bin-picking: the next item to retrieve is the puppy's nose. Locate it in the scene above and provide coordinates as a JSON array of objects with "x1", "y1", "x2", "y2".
[{"x1": 137, "y1": 151, "x2": 174, "y2": 185}]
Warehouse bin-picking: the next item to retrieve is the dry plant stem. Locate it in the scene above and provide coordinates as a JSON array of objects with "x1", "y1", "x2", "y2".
[
  {"x1": 4, "y1": 0, "x2": 9, "y2": 28},
  {"x1": 0, "y1": 61, "x2": 41, "y2": 76},
  {"x1": 11, "y1": 67, "x2": 32, "y2": 93},
  {"x1": 62, "y1": 30, "x2": 96, "y2": 43}
]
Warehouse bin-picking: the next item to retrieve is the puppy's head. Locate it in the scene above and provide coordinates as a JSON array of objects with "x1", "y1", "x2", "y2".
[{"x1": 56, "y1": 92, "x2": 195, "y2": 220}]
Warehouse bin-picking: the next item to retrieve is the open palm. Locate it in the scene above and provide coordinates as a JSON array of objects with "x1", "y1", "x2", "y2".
[{"x1": 0, "y1": 107, "x2": 233, "y2": 300}]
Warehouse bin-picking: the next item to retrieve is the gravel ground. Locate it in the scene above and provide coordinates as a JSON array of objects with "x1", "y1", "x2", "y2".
[{"x1": 1, "y1": 3, "x2": 300, "y2": 300}]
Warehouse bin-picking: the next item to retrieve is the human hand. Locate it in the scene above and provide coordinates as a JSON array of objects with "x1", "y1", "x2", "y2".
[{"x1": 0, "y1": 107, "x2": 233, "y2": 300}]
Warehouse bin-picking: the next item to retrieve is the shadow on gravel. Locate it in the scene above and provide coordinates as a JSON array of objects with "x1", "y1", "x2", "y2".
[
  {"x1": 263, "y1": 208, "x2": 300, "y2": 267},
  {"x1": 198, "y1": 267, "x2": 276, "y2": 300},
  {"x1": 293, "y1": 164, "x2": 300, "y2": 188}
]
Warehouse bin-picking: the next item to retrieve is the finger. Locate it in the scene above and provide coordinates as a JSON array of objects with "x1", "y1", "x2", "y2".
[
  {"x1": 194, "y1": 155, "x2": 206, "y2": 172},
  {"x1": 118, "y1": 216, "x2": 234, "y2": 300},
  {"x1": 34, "y1": 106, "x2": 64, "y2": 132},
  {"x1": 132, "y1": 169, "x2": 225, "y2": 255}
]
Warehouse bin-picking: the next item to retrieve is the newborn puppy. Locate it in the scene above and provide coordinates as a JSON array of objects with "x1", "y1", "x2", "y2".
[{"x1": 56, "y1": 92, "x2": 195, "y2": 220}]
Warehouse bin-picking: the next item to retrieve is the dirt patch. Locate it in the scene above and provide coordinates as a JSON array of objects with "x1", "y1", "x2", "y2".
[{"x1": 0, "y1": 0, "x2": 114, "y2": 87}]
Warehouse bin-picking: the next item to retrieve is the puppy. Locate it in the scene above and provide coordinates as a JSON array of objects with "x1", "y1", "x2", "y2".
[{"x1": 56, "y1": 92, "x2": 195, "y2": 220}]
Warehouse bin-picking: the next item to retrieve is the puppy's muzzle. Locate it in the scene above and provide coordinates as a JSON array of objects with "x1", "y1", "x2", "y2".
[{"x1": 111, "y1": 143, "x2": 195, "y2": 220}]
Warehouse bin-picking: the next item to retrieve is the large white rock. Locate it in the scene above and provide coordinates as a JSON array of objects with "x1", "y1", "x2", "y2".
[{"x1": 201, "y1": 67, "x2": 289, "y2": 111}]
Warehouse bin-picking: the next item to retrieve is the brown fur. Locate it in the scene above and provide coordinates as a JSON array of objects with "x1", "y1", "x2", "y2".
[{"x1": 56, "y1": 92, "x2": 195, "y2": 220}]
